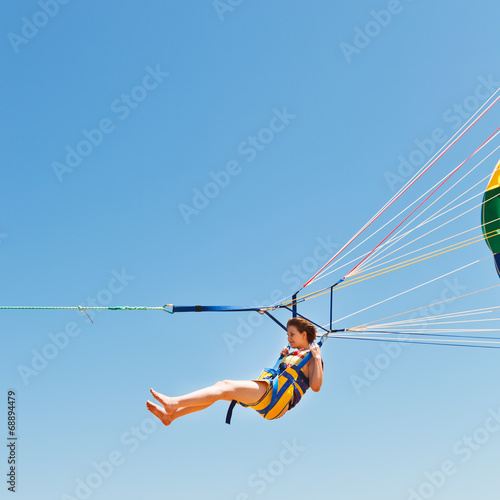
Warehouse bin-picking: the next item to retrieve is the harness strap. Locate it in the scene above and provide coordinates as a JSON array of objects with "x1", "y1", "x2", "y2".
[
  {"x1": 262, "y1": 374, "x2": 282, "y2": 415},
  {"x1": 226, "y1": 359, "x2": 284, "y2": 425},
  {"x1": 226, "y1": 400, "x2": 237, "y2": 424}
]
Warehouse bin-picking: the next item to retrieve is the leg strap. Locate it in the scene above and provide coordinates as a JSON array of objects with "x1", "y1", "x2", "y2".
[{"x1": 226, "y1": 400, "x2": 237, "y2": 425}]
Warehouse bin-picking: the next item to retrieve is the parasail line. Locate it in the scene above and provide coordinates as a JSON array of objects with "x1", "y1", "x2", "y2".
[
  {"x1": 361, "y1": 142, "x2": 500, "y2": 270},
  {"x1": 342, "y1": 126, "x2": 500, "y2": 281},
  {"x1": 302, "y1": 92, "x2": 500, "y2": 289},
  {"x1": 327, "y1": 335, "x2": 500, "y2": 349},
  {"x1": 352, "y1": 285, "x2": 500, "y2": 330},
  {"x1": 331, "y1": 258, "x2": 484, "y2": 324}
]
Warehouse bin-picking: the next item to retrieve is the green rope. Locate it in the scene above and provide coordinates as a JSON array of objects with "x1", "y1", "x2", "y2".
[{"x1": 0, "y1": 305, "x2": 173, "y2": 313}]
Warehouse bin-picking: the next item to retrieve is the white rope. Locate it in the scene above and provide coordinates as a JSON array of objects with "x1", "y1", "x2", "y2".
[
  {"x1": 355, "y1": 194, "x2": 500, "y2": 278},
  {"x1": 366, "y1": 329, "x2": 500, "y2": 333},
  {"x1": 360, "y1": 174, "x2": 489, "y2": 271},
  {"x1": 311, "y1": 141, "x2": 500, "y2": 287},
  {"x1": 357, "y1": 133, "x2": 500, "y2": 273},
  {"x1": 405, "y1": 146, "x2": 499, "y2": 229},
  {"x1": 305, "y1": 90, "x2": 500, "y2": 287},
  {"x1": 351, "y1": 285, "x2": 500, "y2": 331},
  {"x1": 330, "y1": 259, "x2": 483, "y2": 325},
  {"x1": 369, "y1": 306, "x2": 500, "y2": 328},
  {"x1": 345, "y1": 328, "x2": 500, "y2": 334},
  {"x1": 363, "y1": 141, "x2": 500, "y2": 269},
  {"x1": 371, "y1": 315, "x2": 500, "y2": 329},
  {"x1": 358, "y1": 224, "x2": 483, "y2": 276},
  {"x1": 327, "y1": 334, "x2": 500, "y2": 345}
]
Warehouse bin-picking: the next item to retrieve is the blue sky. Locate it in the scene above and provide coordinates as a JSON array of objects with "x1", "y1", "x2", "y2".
[{"x1": 2, "y1": 1, "x2": 500, "y2": 499}]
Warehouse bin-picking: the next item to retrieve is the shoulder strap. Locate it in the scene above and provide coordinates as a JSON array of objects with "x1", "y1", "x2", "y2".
[{"x1": 296, "y1": 351, "x2": 312, "y2": 369}]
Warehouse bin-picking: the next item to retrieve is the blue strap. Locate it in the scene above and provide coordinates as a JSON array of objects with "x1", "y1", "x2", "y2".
[
  {"x1": 261, "y1": 376, "x2": 282, "y2": 415},
  {"x1": 296, "y1": 351, "x2": 312, "y2": 368},
  {"x1": 258, "y1": 350, "x2": 314, "y2": 416},
  {"x1": 263, "y1": 311, "x2": 287, "y2": 331},
  {"x1": 226, "y1": 400, "x2": 237, "y2": 424},
  {"x1": 172, "y1": 305, "x2": 262, "y2": 313}
]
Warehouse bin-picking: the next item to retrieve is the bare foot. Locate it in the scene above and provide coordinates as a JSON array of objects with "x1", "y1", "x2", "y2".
[
  {"x1": 146, "y1": 401, "x2": 173, "y2": 426},
  {"x1": 150, "y1": 388, "x2": 177, "y2": 414}
]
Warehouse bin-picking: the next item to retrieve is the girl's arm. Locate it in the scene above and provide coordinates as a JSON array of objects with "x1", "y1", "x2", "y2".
[{"x1": 308, "y1": 344, "x2": 323, "y2": 392}]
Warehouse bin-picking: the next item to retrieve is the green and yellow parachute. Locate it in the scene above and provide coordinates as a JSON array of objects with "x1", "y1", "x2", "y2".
[{"x1": 482, "y1": 159, "x2": 500, "y2": 278}]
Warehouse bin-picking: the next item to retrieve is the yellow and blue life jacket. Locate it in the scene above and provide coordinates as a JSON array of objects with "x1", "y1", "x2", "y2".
[{"x1": 225, "y1": 348, "x2": 313, "y2": 424}]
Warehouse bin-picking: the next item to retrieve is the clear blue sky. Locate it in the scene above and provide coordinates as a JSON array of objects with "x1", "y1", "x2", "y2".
[{"x1": 2, "y1": 1, "x2": 500, "y2": 499}]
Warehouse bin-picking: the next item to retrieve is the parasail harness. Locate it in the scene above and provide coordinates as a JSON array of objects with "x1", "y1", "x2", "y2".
[{"x1": 225, "y1": 334, "x2": 326, "y2": 424}]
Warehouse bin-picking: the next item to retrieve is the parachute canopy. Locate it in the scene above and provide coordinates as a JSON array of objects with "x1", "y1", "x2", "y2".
[{"x1": 482, "y1": 159, "x2": 500, "y2": 277}]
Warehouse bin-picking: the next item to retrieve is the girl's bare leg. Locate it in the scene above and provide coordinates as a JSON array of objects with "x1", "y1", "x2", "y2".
[
  {"x1": 146, "y1": 401, "x2": 213, "y2": 426},
  {"x1": 150, "y1": 380, "x2": 268, "y2": 416}
]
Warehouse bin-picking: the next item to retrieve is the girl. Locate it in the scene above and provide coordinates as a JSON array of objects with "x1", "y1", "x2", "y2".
[{"x1": 147, "y1": 317, "x2": 323, "y2": 425}]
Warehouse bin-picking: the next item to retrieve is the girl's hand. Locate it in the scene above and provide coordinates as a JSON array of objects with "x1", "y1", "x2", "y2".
[
  {"x1": 310, "y1": 343, "x2": 322, "y2": 359},
  {"x1": 281, "y1": 347, "x2": 289, "y2": 356}
]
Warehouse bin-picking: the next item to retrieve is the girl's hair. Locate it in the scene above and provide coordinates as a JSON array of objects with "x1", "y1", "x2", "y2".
[{"x1": 286, "y1": 317, "x2": 317, "y2": 344}]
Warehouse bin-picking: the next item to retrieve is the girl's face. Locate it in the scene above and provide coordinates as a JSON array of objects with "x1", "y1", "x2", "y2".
[{"x1": 287, "y1": 325, "x2": 308, "y2": 348}]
